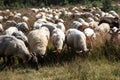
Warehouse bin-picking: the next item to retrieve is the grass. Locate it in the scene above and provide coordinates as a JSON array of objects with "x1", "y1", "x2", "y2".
[
  {"x1": 0, "y1": 58, "x2": 119, "y2": 80},
  {"x1": 0, "y1": 37, "x2": 119, "y2": 80}
]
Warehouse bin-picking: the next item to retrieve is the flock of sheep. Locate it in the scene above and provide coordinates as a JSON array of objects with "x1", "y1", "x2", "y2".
[{"x1": 0, "y1": 6, "x2": 120, "y2": 70}]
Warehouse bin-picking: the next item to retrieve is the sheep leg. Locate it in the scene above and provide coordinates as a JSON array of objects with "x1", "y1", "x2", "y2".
[
  {"x1": 6, "y1": 56, "x2": 13, "y2": 70},
  {"x1": 37, "y1": 55, "x2": 44, "y2": 66},
  {"x1": 41, "y1": 57, "x2": 44, "y2": 67},
  {"x1": 2, "y1": 57, "x2": 7, "y2": 65},
  {"x1": 18, "y1": 58, "x2": 23, "y2": 64}
]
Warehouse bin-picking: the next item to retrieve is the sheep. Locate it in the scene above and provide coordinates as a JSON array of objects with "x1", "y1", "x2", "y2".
[
  {"x1": 0, "y1": 35, "x2": 38, "y2": 70},
  {"x1": 56, "y1": 22, "x2": 66, "y2": 32},
  {"x1": 55, "y1": 18, "x2": 64, "y2": 23},
  {"x1": 96, "y1": 23, "x2": 110, "y2": 33},
  {"x1": 31, "y1": 8, "x2": 39, "y2": 13},
  {"x1": 104, "y1": 13, "x2": 115, "y2": 18},
  {"x1": 84, "y1": 28, "x2": 96, "y2": 49},
  {"x1": 0, "y1": 16, "x2": 3, "y2": 22},
  {"x1": 28, "y1": 27, "x2": 50, "y2": 65},
  {"x1": 99, "y1": 17, "x2": 120, "y2": 28},
  {"x1": 5, "y1": 20, "x2": 17, "y2": 27},
  {"x1": 36, "y1": 12, "x2": 46, "y2": 19},
  {"x1": 51, "y1": 28, "x2": 65, "y2": 59},
  {"x1": 2, "y1": 27, "x2": 18, "y2": 35},
  {"x1": 109, "y1": 10, "x2": 119, "y2": 18},
  {"x1": 22, "y1": 16, "x2": 29, "y2": 22},
  {"x1": 71, "y1": 21, "x2": 82, "y2": 29},
  {"x1": 41, "y1": 22, "x2": 57, "y2": 36},
  {"x1": 84, "y1": 28, "x2": 96, "y2": 39},
  {"x1": 76, "y1": 18, "x2": 89, "y2": 31},
  {"x1": 87, "y1": 17, "x2": 99, "y2": 29},
  {"x1": 16, "y1": 22, "x2": 29, "y2": 32},
  {"x1": 0, "y1": 24, "x2": 4, "y2": 33},
  {"x1": 109, "y1": 28, "x2": 120, "y2": 45},
  {"x1": 14, "y1": 12, "x2": 22, "y2": 18},
  {"x1": 65, "y1": 29, "x2": 89, "y2": 55},
  {"x1": 78, "y1": 18, "x2": 85, "y2": 23},
  {"x1": 12, "y1": 31, "x2": 29, "y2": 48},
  {"x1": 33, "y1": 21, "x2": 43, "y2": 30}
]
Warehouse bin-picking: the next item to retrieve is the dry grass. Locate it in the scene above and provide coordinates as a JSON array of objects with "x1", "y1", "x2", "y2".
[{"x1": 0, "y1": 58, "x2": 119, "y2": 80}]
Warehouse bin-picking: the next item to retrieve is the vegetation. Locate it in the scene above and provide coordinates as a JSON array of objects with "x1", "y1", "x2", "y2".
[{"x1": 0, "y1": 0, "x2": 119, "y2": 13}]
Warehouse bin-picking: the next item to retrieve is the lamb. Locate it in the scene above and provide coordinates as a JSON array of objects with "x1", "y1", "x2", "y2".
[
  {"x1": 0, "y1": 35, "x2": 38, "y2": 70},
  {"x1": 65, "y1": 29, "x2": 89, "y2": 55},
  {"x1": 51, "y1": 28, "x2": 65, "y2": 58},
  {"x1": 28, "y1": 27, "x2": 50, "y2": 64}
]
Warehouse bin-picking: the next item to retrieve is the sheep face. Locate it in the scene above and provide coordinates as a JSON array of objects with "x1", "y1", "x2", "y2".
[
  {"x1": 16, "y1": 40, "x2": 31, "y2": 62},
  {"x1": 53, "y1": 37, "x2": 63, "y2": 53}
]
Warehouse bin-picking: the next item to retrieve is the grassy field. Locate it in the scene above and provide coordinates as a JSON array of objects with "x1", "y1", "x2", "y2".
[
  {"x1": 0, "y1": 38, "x2": 120, "y2": 80},
  {"x1": 0, "y1": 58, "x2": 119, "y2": 80},
  {"x1": 0, "y1": 5, "x2": 120, "y2": 80}
]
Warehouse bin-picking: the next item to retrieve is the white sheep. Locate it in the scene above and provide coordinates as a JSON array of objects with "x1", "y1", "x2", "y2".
[
  {"x1": 33, "y1": 21, "x2": 43, "y2": 30},
  {"x1": 31, "y1": 8, "x2": 39, "y2": 13},
  {"x1": 84, "y1": 28, "x2": 96, "y2": 48},
  {"x1": 87, "y1": 18, "x2": 99, "y2": 29},
  {"x1": 28, "y1": 27, "x2": 50, "y2": 64},
  {"x1": 84, "y1": 28, "x2": 96, "y2": 39},
  {"x1": 22, "y1": 16, "x2": 29, "y2": 22},
  {"x1": 71, "y1": 21, "x2": 82, "y2": 29},
  {"x1": 41, "y1": 22, "x2": 57, "y2": 35},
  {"x1": 56, "y1": 22, "x2": 66, "y2": 32},
  {"x1": 2, "y1": 27, "x2": 18, "y2": 35},
  {"x1": 65, "y1": 29, "x2": 89, "y2": 54},
  {"x1": 96, "y1": 23, "x2": 110, "y2": 33},
  {"x1": 0, "y1": 16, "x2": 3, "y2": 22},
  {"x1": 51, "y1": 28, "x2": 65, "y2": 55}
]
